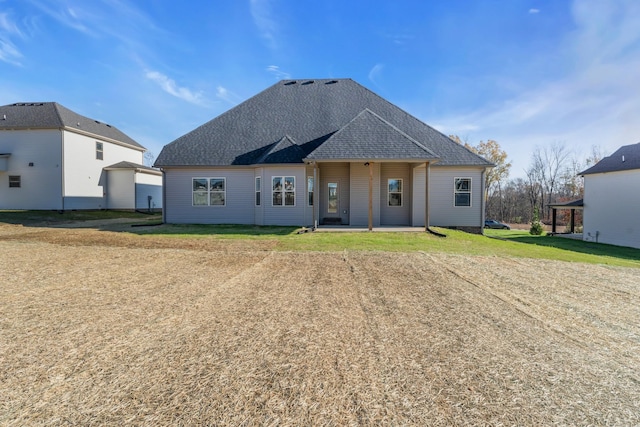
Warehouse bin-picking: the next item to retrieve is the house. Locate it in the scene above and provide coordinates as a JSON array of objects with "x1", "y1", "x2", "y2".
[
  {"x1": 580, "y1": 142, "x2": 640, "y2": 249},
  {"x1": 154, "y1": 79, "x2": 493, "y2": 231},
  {"x1": 0, "y1": 102, "x2": 162, "y2": 211}
]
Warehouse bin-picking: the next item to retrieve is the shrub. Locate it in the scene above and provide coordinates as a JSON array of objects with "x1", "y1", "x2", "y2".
[{"x1": 530, "y1": 208, "x2": 544, "y2": 235}]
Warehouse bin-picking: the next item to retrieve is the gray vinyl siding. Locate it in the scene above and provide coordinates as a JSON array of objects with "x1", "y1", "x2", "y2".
[
  {"x1": 350, "y1": 162, "x2": 380, "y2": 227},
  {"x1": 412, "y1": 164, "x2": 427, "y2": 227},
  {"x1": 380, "y1": 163, "x2": 411, "y2": 226},
  {"x1": 319, "y1": 162, "x2": 350, "y2": 225},
  {"x1": 262, "y1": 165, "x2": 309, "y2": 226},
  {"x1": 163, "y1": 168, "x2": 254, "y2": 224},
  {"x1": 429, "y1": 166, "x2": 484, "y2": 227}
]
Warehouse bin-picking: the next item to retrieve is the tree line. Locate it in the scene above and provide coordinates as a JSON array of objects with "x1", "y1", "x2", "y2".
[{"x1": 450, "y1": 136, "x2": 604, "y2": 227}]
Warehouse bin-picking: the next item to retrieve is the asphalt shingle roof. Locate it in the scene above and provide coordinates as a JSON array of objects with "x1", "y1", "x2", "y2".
[
  {"x1": 307, "y1": 109, "x2": 438, "y2": 160},
  {"x1": 155, "y1": 79, "x2": 492, "y2": 167},
  {"x1": 104, "y1": 161, "x2": 161, "y2": 174},
  {"x1": 0, "y1": 102, "x2": 144, "y2": 150},
  {"x1": 580, "y1": 143, "x2": 640, "y2": 175}
]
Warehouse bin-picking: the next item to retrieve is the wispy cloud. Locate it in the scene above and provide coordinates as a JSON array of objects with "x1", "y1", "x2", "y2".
[
  {"x1": 434, "y1": 0, "x2": 640, "y2": 175},
  {"x1": 368, "y1": 63, "x2": 384, "y2": 85},
  {"x1": 216, "y1": 86, "x2": 243, "y2": 105},
  {"x1": 0, "y1": 12, "x2": 24, "y2": 65},
  {"x1": 266, "y1": 65, "x2": 290, "y2": 80},
  {"x1": 30, "y1": 1, "x2": 95, "y2": 35},
  {"x1": 145, "y1": 70, "x2": 206, "y2": 106},
  {"x1": 250, "y1": 0, "x2": 278, "y2": 49},
  {"x1": 528, "y1": 8, "x2": 540, "y2": 14}
]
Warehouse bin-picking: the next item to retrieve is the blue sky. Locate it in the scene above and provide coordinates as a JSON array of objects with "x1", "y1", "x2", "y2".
[{"x1": 1, "y1": 0, "x2": 639, "y2": 176}]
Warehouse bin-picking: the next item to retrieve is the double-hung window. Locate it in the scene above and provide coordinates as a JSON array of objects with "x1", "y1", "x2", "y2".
[
  {"x1": 454, "y1": 177, "x2": 471, "y2": 207},
  {"x1": 388, "y1": 179, "x2": 403, "y2": 206},
  {"x1": 192, "y1": 178, "x2": 226, "y2": 206},
  {"x1": 96, "y1": 142, "x2": 104, "y2": 160},
  {"x1": 272, "y1": 176, "x2": 295, "y2": 206},
  {"x1": 255, "y1": 177, "x2": 261, "y2": 206},
  {"x1": 9, "y1": 175, "x2": 21, "y2": 188}
]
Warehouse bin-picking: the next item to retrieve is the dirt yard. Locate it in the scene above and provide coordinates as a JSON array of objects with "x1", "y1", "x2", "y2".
[{"x1": 1, "y1": 223, "x2": 639, "y2": 426}]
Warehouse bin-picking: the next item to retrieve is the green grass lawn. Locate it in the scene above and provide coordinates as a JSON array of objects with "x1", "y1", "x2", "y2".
[
  {"x1": 2, "y1": 211, "x2": 638, "y2": 268},
  {"x1": 132, "y1": 223, "x2": 640, "y2": 268}
]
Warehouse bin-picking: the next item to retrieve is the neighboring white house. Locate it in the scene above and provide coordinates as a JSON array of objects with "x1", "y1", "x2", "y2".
[
  {"x1": 0, "y1": 102, "x2": 162, "y2": 211},
  {"x1": 155, "y1": 79, "x2": 493, "y2": 231},
  {"x1": 580, "y1": 142, "x2": 640, "y2": 249}
]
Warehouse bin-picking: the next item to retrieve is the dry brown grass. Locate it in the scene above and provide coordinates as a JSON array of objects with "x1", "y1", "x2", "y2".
[{"x1": 1, "y1": 223, "x2": 639, "y2": 425}]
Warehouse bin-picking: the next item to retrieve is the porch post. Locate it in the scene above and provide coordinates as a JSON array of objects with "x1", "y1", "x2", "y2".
[
  {"x1": 368, "y1": 162, "x2": 373, "y2": 231},
  {"x1": 424, "y1": 161, "x2": 430, "y2": 232},
  {"x1": 570, "y1": 208, "x2": 575, "y2": 233},
  {"x1": 552, "y1": 208, "x2": 557, "y2": 233},
  {"x1": 313, "y1": 163, "x2": 317, "y2": 229}
]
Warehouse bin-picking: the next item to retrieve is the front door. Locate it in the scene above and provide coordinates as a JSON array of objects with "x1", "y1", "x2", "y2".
[{"x1": 319, "y1": 163, "x2": 350, "y2": 225}]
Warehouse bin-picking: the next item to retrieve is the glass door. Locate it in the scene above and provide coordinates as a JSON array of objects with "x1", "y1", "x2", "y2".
[{"x1": 328, "y1": 182, "x2": 338, "y2": 214}]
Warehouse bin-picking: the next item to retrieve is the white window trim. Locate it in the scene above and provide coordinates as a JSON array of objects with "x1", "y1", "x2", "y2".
[
  {"x1": 272, "y1": 176, "x2": 296, "y2": 207},
  {"x1": 307, "y1": 176, "x2": 314, "y2": 207},
  {"x1": 96, "y1": 141, "x2": 104, "y2": 160},
  {"x1": 192, "y1": 177, "x2": 226, "y2": 207},
  {"x1": 454, "y1": 177, "x2": 472, "y2": 207},
  {"x1": 9, "y1": 175, "x2": 21, "y2": 188},
  {"x1": 388, "y1": 178, "x2": 403, "y2": 207},
  {"x1": 255, "y1": 177, "x2": 261, "y2": 207}
]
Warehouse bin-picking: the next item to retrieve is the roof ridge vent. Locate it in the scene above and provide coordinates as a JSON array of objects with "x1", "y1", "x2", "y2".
[
  {"x1": 325, "y1": 80, "x2": 338, "y2": 84},
  {"x1": 284, "y1": 81, "x2": 297, "y2": 86},
  {"x1": 301, "y1": 80, "x2": 315, "y2": 85}
]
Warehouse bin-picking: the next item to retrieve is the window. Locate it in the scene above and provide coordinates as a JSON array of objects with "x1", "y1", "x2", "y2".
[
  {"x1": 328, "y1": 182, "x2": 338, "y2": 213},
  {"x1": 272, "y1": 176, "x2": 295, "y2": 206},
  {"x1": 96, "y1": 142, "x2": 103, "y2": 160},
  {"x1": 255, "y1": 177, "x2": 261, "y2": 206},
  {"x1": 388, "y1": 179, "x2": 403, "y2": 207},
  {"x1": 307, "y1": 176, "x2": 314, "y2": 206},
  {"x1": 9, "y1": 175, "x2": 21, "y2": 188},
  {"x1": 454, "y1": 177, "x2": 471, "y2": 207},
  {"x1": 192, "y1": 177, "x2": 226, "y2": 206}
]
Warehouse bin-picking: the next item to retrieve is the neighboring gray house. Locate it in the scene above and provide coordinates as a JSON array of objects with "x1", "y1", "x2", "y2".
[
  {"x1": 154, "y1": 79, "x2": 493, "y2": 231},
  {"x1": 580, "y1": 142, "x2": 640, "y2": 249},
  {"x1": 0, "y1": 102, "x2": 162, "y2": 210}
]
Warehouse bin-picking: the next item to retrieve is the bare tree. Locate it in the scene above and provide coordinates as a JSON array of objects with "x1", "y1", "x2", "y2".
[
  {"x1": 530, "y1": 142, "x2": 571, "y2": 221},
  {"x1": 144, "y1": 151, "x2": 155, "y2": 167},
  {"x1": 450, "y1": 136, "x2": 511, "y2": 220}
]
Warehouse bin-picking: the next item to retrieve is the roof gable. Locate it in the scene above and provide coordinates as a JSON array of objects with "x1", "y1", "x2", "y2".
[
  {"x1": 581, "y1": 143, "x2": 640, "y2": 175},
  {"x1": 307, "y1": 109, "x2": 438, "y2": 160},
  {"x1": 0, "y1": 102, "x2": 144, "y2": 150},
  {"x1": 256, "y1": 135, "x2": 306, "y2": 164},
  {"x1": 155, "y1": 79, "x2": 492, "y2": 167}
]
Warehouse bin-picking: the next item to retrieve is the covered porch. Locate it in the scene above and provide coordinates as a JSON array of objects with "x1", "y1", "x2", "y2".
[
  {"x1": 548, "y1": 199, "x2": 583, "y2": 235},
  {"x1": 309, "y1": 160, "x2": 435, "y2": 231}
]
